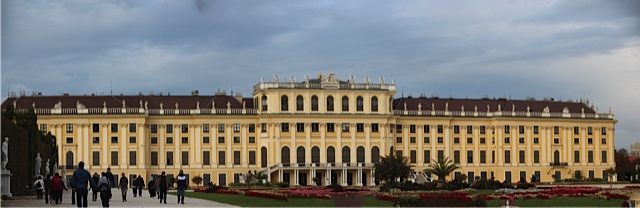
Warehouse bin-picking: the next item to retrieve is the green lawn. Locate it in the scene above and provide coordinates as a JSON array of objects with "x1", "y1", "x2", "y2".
[
  {"x1": 183, "y1": 192, "x2": 395, "y2": 207},
  {"x1": 485, "y1": 197, "x2": 625, "y2": 207}
]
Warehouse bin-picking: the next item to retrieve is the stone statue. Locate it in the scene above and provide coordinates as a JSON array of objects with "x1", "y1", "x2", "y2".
[
  {"x1": 175, "y1": 102, "x2": 179, "y2": 109},
  {"x1": 461, "y1": 105, "x2": 464, "y2": 112},
  {"x1": 160, "y1": 102, "x2": 164, "y2": 109},
  {"x1": 44, "y1": 159, "x2": 50, "y2": 176},
  {"x1": 122, "y1": 100, "x2": 126, "y2": 108},
  {"x1": 543, "y1": 106, "x2": 550, "y2": 113},
  {"x1": 274, "y1": 75, "x2": 279, "y2": 83},
  {"x1": 512, "y1": 104, "x2": 515, "y2": 112},
  {"x1": 196, "y1": 101, "x2": 200, "y2": 109},
  {"x1": 242, "y1": 101, "x2": 246, "y2": 109},
  {"x1": 54, "y1": 101, "x2": 62, "y2": 109},
  {"x1": 474, "y1": 105, "x2": 478, "y2": 112},
  {"x1": 35, "y1": 153, "x2": 42, "y2": 176},
  {"x1": 145, "y1": 101, "x2": 148, "y2": 109},
  {"x1": 445, "y1": 102, "x2": 449, "y2": 111},
  {"x1": 418, "y1": 103, "x2": 422, "y2": 111},
  {"x1": 76, "y1": 100, "x2": 85, "y2": 109},
  {"x1": 103, "y1": 101, "x2": 107, "y2": 108},
  {"x1": 53, "y1": 162, "x2": 58, "y2": 175},
  {"x1": 2, "y1": 137, "x2": 8, "y2": 170},
  {"x1": 61, "y1": 167, "x2": 67, "y2": 184},
  {"x1": 404, "y1": 102, "x2": 407, "y2": 111},
  {"x1": 227, "y1": 101, "x2": 231, "y2": 109},
  {"x1": 498, "y1": 104, "x2": 501, "y2": 112},
  {"x1": 140, "y1": 100, "x2": 143, "y2": 108}
]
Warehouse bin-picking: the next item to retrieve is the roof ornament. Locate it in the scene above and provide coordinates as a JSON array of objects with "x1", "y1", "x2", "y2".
[
  {"x1": 498, "y1": 104, "x2": 501, "y2": 112},
  {"x1": 461, "y1": 105, "x2": 464, "y2": 112},
  {"x1": 404, "y1": 102, "x2": 407, "y2": 111},
  {"x1": 140, "y1": 100, "x2": 143, "y2": 108},
  {"x1": 304, "y1": 75, "x2": 309, "y2": 84},
  {"x1": 527, "y1": 106, "x2": 530, "y2": 112},
  {"x1": 289, "y1": 76, "x2": 295, "y2": 84},
  {"x1": 512, "y1": 104, "x2": 515, "y2": 112},
  {"x1": 32, "y1": 102, "x2": 36, "y2": 109},
  {"x1": 595, "y1": 106, "x2": 598, "y2": 113},
  {"x1": 103, "y1": 101, "x2": 107, "y2": 109},
  {"x1": 144, "y1": 101, "x2": 148, "y2": 109},
  {"x1": 175, "y1": 102, "x2": 179, "y2": 109},
  {"x1": 76, "y1": 100, "x2": 85, "y2": 109},
  {"x1": 349, "y1": 76, "x2": 355, "y2": 84},
  {"x1": 160, "y1": 102, "x2": 163, "y2": 110},
  {"x1": 242, "y1": 101, "x2": 246, "y2": 110},
  {"x1": 212, "y1": 100, "x2": 215, "y2": 110},
  {"x1": 563, "y1": 107, "x2": 569, "y2": 113},
  {"x1": 196, "y1": 101, "x2": 200, "y2": 109},
  {"x1": 379, "y1": 77, "x2": 384, "y2": 84},
  {"x1": 543, "y1": 106, "x2": 549, "y2": 113},
  {"x1": 122, "y1": 100, "x2": 126, "y2": 108},
  {"x1": 418, "y1": 103, "x2": 422, "y2": 111},
  {"x1": 487, "y1": 104, "x2": 490, "y2": 112},
  {"x1": 260, "y1": 77, "x2": 264, "y2": 83},
  {"x1": 365, "y1": 77, "x2": 369, "y2": 84},
  {"x1": 432, "y1": 103, "x2": 435, "y2": 111},
  {"x1": 445, "y1": 102, "x2": 449, "y2": 111},
  {"x1": 227, "y1": 101, "x2": 231, "y2": 110},
  {"x1": 474, "y1": 105, "x2": 478, "y2": 113},
  {"x1": 581, "y1": 107, "x2": 584, "y2": 114},
  {"x1": 274, "y1": 75, "x2": 279, "y2": 83},
  {"x1": 54, "y1": 101, "x2": 62, "y2": 109}
]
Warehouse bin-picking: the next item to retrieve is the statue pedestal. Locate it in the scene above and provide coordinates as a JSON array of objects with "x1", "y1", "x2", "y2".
[{"x1": 1, "y1": 170, "x2": 13, "y2": 197}]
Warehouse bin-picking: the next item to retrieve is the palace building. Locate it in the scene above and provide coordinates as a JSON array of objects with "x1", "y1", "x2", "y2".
[{"x1": 2, "y1": 73, "x2": 617, "y2": 186}]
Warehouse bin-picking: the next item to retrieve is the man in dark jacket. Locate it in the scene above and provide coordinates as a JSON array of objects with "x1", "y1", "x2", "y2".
[
  {"x1": 176, "y1": 170, "x2": 187, "y2": 204},
  {"x1": 157, "y1": 171, "x2": 168, "y2": 204},
  {"x1": 118, "y1": 173, "x2": 128, "y2": 202},
  {"x1": 44, "y1": 174, "x2": 52, "y2": 204},
  {"x1": 70, "y1": 161, "x2": 97, "y2": 207},
  {"x1": 105, "y1": 168, "x2": 115, "y2": 189},
  {"x1": 91, "y1": 173, "x2": 100, "y2": 201},
  {"x1": 134, "y1": 175, "x2": 145, "y2": 197},
  {"x1": 147, "y1": 177, "x2": 156, "y2": 198}
]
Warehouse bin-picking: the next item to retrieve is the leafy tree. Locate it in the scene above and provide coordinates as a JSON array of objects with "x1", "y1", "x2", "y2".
[
  {"x1": 192, "y1": 175, "x2": 203, "y2": 188},
  {"x1": 424, "y1": 156, "x2": 459, "y2": 182},
  {"x1": 374, "y1": 153, "x2": 413, "y2": 187},
  {"x1": 615, "y1": 148, "x2": 634, "y2": 181},
  {"x1": 605, "y1": 167, "x2": 616, "y2": 188},
  {"x1": 574, "y1": 170, "x2": 585, "y2": 181}
]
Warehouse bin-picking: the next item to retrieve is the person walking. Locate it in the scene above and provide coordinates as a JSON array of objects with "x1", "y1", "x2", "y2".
[
  {"x1": 98, "y1": 172, "x2": 111, "y2": 207},
  {"x1": 92, "y1": 172, "x2": 100, "y2": 201},
  {"x1": 118, "y1": 173, "x2": 128, "y2": 202},
  {"x1": 135, "y1": 175, "x2": 145, "y2": 197},
  {"x1": 70, "y1": 161, "x2": 97, "y2": 207},
  {"x1": 50, "y1": 173, "x2": 68, "y2": 204},
  {"x1": 44, "y1": 174, "x2": 52, "y2": 204},
  {"x1": 105, "y1": 168, "x2": 115, "y2": 189},
  {"x1": 147, "y1": 177, "x2": 156, "y2": 198},
  {"x1": 34, "y1": 175, "x2": 45, "y2": 199},
  {"x1": 157, "y1": 171, "x2": 168, "y2": 204},
  {"x1": 176, "y1": 170, "x2": 187, "y2": 204}
]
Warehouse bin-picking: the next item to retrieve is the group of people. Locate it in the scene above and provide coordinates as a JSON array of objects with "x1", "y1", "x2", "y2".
[{"x1": 33, "y1": 161, "x2": 190, "y2": 207}]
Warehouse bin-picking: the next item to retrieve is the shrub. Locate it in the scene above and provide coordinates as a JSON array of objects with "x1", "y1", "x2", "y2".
[
  {"x1": 468, "y1": 196, "x2": 488, "y2": 207},
  {"x1": 516, "y1": 182, "x2": 536, "y2": 189},
  {"x1": 397, "y1": 195, "x2": 421, "y2": 207},
  {"x1": 326, "y1": 183, "x2": 343, "y2": 190},
  {"x1": 275, "y1": 182, "x2": 289, "y2": 188},
  {"x1": 205, "y1": 185, "x2": 228, "y2": 193},
  {"x1": 443, "y1": 181, "x2": 470, "y2": 191},
  {"x1": 471, "y1": 178, "x2": 502, "y2": 190}
]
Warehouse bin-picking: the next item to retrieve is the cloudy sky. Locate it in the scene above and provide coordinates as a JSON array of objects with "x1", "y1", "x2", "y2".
[{"x1": 2, "y1": 0, "x2": 639, "y2": 149}]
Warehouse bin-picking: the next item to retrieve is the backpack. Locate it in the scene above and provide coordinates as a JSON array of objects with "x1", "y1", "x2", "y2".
[{"x1": 35, "y1": 181, "x2": 43, "y2": 189}]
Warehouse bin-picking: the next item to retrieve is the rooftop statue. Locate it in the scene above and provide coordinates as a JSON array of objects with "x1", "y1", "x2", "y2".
[{"x1": 2, "y1": 137, "x2": 9, "y2": 170}]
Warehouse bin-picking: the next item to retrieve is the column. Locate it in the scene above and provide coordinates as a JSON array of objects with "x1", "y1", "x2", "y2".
[
  {"x1": 193, "y1": 124, "x2": 200, "y2": 167},
  {"x1": 138, "y1": 124, "x2": 146, "y2": 167},
  {"x1": 293, "y1": 169, "x2": 299, "y2": 186},
  {"x1": 159, "y1": 125, "x2": 165, "y2": 168},
  {"x1": 121, "y1": 123, "x2": 127, "y2": 168},
  {"x1": 77, "y1": 123, "x2": 83, "y2": 165},
  {"x1": 102, "y1": 123, "x2": 109, "y2": 169}
]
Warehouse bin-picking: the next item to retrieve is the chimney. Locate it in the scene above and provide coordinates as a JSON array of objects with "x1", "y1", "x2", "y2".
[
  {"x1": 191, "y1": 90, "x2": 199, "y2": 96},
  {"x1": 235, "y1": 93, "x2": 243, "y2": 102}
]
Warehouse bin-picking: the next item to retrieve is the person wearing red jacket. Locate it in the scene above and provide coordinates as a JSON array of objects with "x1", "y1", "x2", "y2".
[{"x1": 50, "y1": 173, "x2": 68, "y2": 205}]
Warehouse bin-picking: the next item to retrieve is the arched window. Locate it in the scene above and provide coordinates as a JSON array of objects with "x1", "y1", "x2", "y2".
[
  {"x1": 327, "y1": 146, "x2": 335, "y2": 165},
  {"x1": 371, "y1": 146, "x2": 380, "y2": 163},
  {"x1": 261, "y1": 95, "x2": 268, "y2": 111},
  {"x1": 327, "y1": 96, "x2": 334, "y2": 111},
  {"x1": 342, "y1": 146, "x2": 351, "y2": 164},
  {"x1": 311, "y1": 96, "x2": 318, "y2": 111},
  {"x1": 356, "y1": 96, "x2": 364, "y2": 111},
  {"x1": 311, "y1": 146, "x2": 320, "y2": 165},
  {"x1": 281, "y1": 146, "x2": 290, "y2": 166},
  {"x1": 296, "y1": 95, "x2": 304, "y2": 111},
  {"x1": 261, "y1": 147, "x2": 268, "y2": 168},
  {"x1": 371, "y1": 96, "x2": 378, "y2": 112},
  {"x1": 66, "y1": 151, "x2": 74, "y2": 168},
  {"x1": 554, "y1": 150, "x2": 560, "y2": 164},
  {"x1": 342, "y1": 96, "x2": 349, "y2": 111},
  {"x1": 357, "y1": 146, "x2": 365, "y2": 164},
  {"x1": 297, "y1": 146, "x2": 306, "y2": 165},
  {"x1": 281, "y1": 95, "x2": 288, "y2": 111}
]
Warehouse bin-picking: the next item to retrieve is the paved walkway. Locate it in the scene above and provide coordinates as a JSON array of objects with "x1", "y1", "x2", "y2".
[{"x1": 1, "y1": 189, "x2": 236, "y2": 207}]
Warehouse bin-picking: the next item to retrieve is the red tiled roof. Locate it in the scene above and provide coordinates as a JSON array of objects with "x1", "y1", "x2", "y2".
[
  {"x1": 393, "y1": 97, "x2": 595, "y2": 113},
  {"x1": 2, "y1": 95, "x2": 252, "y2": 110}
]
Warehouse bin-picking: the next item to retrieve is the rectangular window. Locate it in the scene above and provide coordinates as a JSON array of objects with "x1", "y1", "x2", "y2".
[
  {"x1": 467, "y1": 137, "x2": 473, "y2": 144},
  {"x1": 574, "y1": 126, "x2": 579, "y2": 134},
  {"x1": 111, "y1": 151, "x2": 118, "y2": 165},
  {"x1": 249, "y1": 137, "x2": 256, "y2": 143},
  {"x1": 396, "y1": 137, "x2": 402, "y2": 143},
  {"x1": 233, "y1": 136, "x2": 240, "y2": 143},
  {"x1": 588, "y1": 150, "x2": 594, "y2": 163},
  {"x1": 453, "y1": 125, "x2": 460, "y2": 134},
  {"x1": 601, "y1": 138, "x2": 606, "y2": 144},
  {"x1": 480, "y1": 150, "x2": 486, "y2": 163},
  {"x1": 504, "y1": 125, "x2": 510, "y2": 134},
  {"x1": 454, "y1": 137, "x2": 460, "y2": 144},
  {"x1": 151, "y1": 124, "x2": 158, "y2": 133},
  {"x1": 261, "y1": 123, "x2": 267, "y2": 132},
  {"x1": 151, "y1": 151, "x2": 158, "y2": 165},
  {"x1": 504, "y1": 150, "x2": 511, "y2": 163},
  {"x1": 129, "y1": 123, "x2": 136, "y2": 133},
  {"x1": 130, "y1": 151, "x2": 137, "y2": 165},
  {"x1": 601, "y1": 127, "x2": 606, "y2": 135},
  {"x1": 467, "y1": 126, "x2": 472, "y2": 134},
  {"x1": 327, "y1": 123, "x2": 334, "y2": 132},
  {"x1": 166, "y1": 151, "x2": 173, "y2": 165},
  {"x1": 218, "y1": 137, "x2": 225, "y2": 143},
  {"x1": 39, "y1": 124, "x2": 47, "y2": 132},
  {"x1": 92, "y1": 137, "x2": 99, "y2": 144},
  {"x1": 453, "y1": 150, "x2": 460, "y2": 163},
  {"x1": 574, "y1": 150, "x2": 580, "y2": 163},
  {"x1": 601, "y1": 150, "x2": 607, "y2": 163},
  {"x1": 574, "y1": 138, "x2": 579, "y2": 144},
  {"x1": 182, "y1": 151, "x2": 189, "y2": 165},
  {"x1": 181, "y1": 137, "x2": 188, "y2": 144},
  {"x1": 410, "y1": 150, "x2": 416, "y2": 164},
  {"x1": 505, "y1": 171, "x2": 512, "y2": 183},
  {"x1": 371, "y1": 123, "x2": 379, "y2": 132},
  {"x1": 296, "y1": 123, "x2": 305, "y2": 132},
  {"x1": 92, "y1": 123, "x2": 99, "y2": 133},
  {"x1": 218, "y1": 124, "x2": 225, "y2": 133},
  {"x1": 203, "y1": 124, "x2": 210, "y2": 133},
  {"x1": 589, "y1": 170, "x2": 595, "y2": 179},
  {"x1": 480, "y1": 137, "x2": 486, "y2": 144},
  {"x1": 588, "y1": 127, "x2": 593, "y2": 135},
  {"x1": 396, "y1": 125, "x2": 403, "y2": 133},
  {"x1": 504, "y1": 137, "x2": 510, "y2": 144},
  {"x1": 588, "y1": 138, "x2": 593, "y2": 144},
  {"x1": 281, "y1": 123, "x2": 289, "y2": 132},
  {"x1": 437, "y1": 150, "x2": 444, "y2": 161},
  {"x1": 166, "y1": 124, "x2": 173, "y2": 133},
  {"x1": 111, "y1": 136, "x2": 118, "y2": 143},
  {"x1": 533, "y1": 137, "x2": 539, "y2": 144},
  {"x1": 249, "y1": 124, "x2": 256, "y2": 133},
  {"x1": 424, "y1": 125, "x2": 430, "y2": 133},
  {"x1": 533, "y1": 126, "x2": 539, "y2": 134},
  {"x1": 554, "y1": 126, "x2": 559, "y2": 134},
  {"x1": 233, "y1": 124, "x2": 240, "y2": 133},
  {"x1": 219, "y1": 151, "x2": 226, "y2": 165},
  {"x1": 437, "y1": 125, "x2": 444, "y2": 133},
  {"x1": 519, "y1": 137, "x2": 525, "y2": 144},
  {"x1": 92, "y1": 151, "x2": 100, "y2": 166},
  {"x1": 111, "y1": 123, "x2": 118, "y2": 133},
  {"x1": 480, "y1": 126, "x2": 486, "y2": 134},
  {"x1": 519, "y1": 150, "x2": 525, "y2": 163},
  {"x1": 66, "y1": 124, "x2": 74, "y2": 133},
  {"x1": 203, "y1": 136, "x2": 210, "y2": 143},
  {"x1": 342, "y1": 123, "x2": 350, "y2": 132},
  {"x1": 312, "y1": 123, "x2": 319, "y2": 132},
  {"x1": 437, "y1": 137, "x2": 443, "y2": 143},
  {"x1": 233, "y1": 151, "x2": 240, "y2": 165},
  {"x1": 534, "y1": 150, "x2": 540, "y2": 163},
  {"x1": 554, "y1": 138, "x2": 560, "y2": 144},
  {"x1": 357, "y1": 123, "x2": 364, "y2": 132},
  {"x1": 203, "y1": 151, "x2": 210, "y2": 165},
  {"x1": 467, "y1": 150, "x2": 473, "y2": 163},
  {"x1": 181, "y1": 124, "x2": 188, "y2": 133},
  {"x1": 410, "y1": 125, "x2": 416, "y2": 133},
  {"x1": 519, "y1": 125, "x2": 524, "y2": 134},
  {"x1": 129, "y1": 136, "x2": 136, "y2": 143},
  {"x1": 166, "y1": 137, "x2": 173, "y2": 144},
  {"x1": 410, "y1": 137, "x2": 416, "y2": 143},
  {"x1": 424, "y1": 150, "x2": 431, "y2": 163},
  {"x1": 151, "y1": 137, "x2": 158, "y2": 144},
  {"x1": 249, "y1": 151, "x2": 256, "y2": 165},
  {"x1": 424, "y1": 137, "x2": 430, "y2": 143}
]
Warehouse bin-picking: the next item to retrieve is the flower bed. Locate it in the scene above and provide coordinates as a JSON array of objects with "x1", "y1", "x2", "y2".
[
  {"x1": 245, "y1": 190, "x2": 288, "y2": 201},
  {"x1": 214, "y1": 189, "x2": 240, "y2": 195}
]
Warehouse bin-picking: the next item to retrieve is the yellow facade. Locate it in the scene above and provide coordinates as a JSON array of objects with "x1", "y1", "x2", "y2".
[{"x1": 3, "y1": 73, "x2": 616, "y2": 186}]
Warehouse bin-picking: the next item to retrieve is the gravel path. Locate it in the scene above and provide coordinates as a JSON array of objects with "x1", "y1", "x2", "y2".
[{"x1": 1, "y1": 189, "x2": 236, "y2": 207}]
